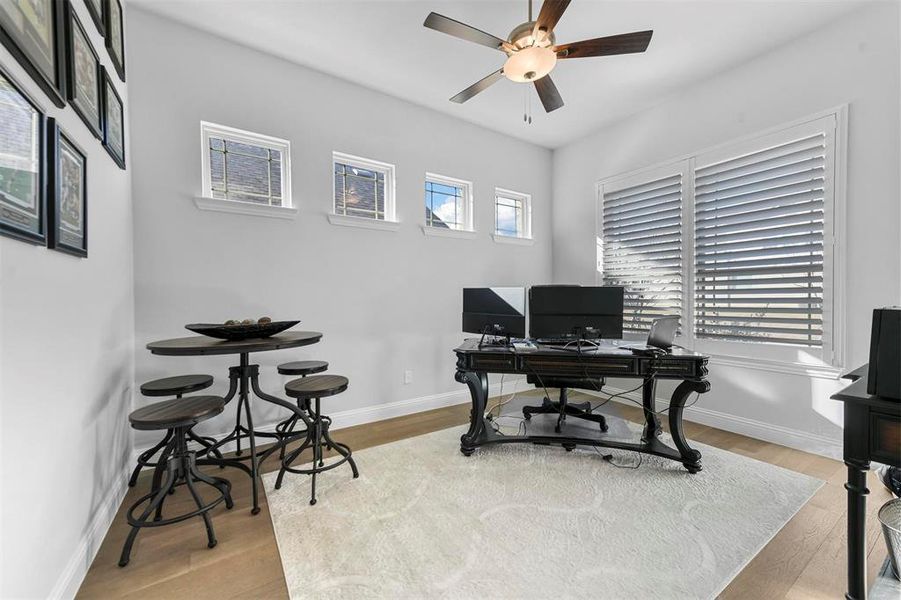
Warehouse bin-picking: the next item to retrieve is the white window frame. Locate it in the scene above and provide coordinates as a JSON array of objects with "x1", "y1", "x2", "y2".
[
  {"x1": 421, "y1": 172, "x2": 475, "y2": 238},
  {"x1": 595, "y1": 107, "x2": 847, "y2": 377},
  {"x1": 493, "y1": 187, "x2": 533, "y2": 243},
  {"x1": 196, "y1": 121, "x2": 295, "y2": 219},
  {"x1": 329, "y1": 151, "x2": 398, "y2": 231}
]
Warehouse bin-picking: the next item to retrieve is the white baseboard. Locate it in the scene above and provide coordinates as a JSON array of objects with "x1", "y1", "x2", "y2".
[
  {"x1": 581, "y1": 386, "x2": 843, "y2": 460},
  {"x1": 49, "y1": 468, "x2": 130, "y2": 600}
]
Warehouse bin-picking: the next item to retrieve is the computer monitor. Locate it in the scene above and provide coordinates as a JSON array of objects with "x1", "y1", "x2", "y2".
[
  {"x1": 462, "y1": 287, "x2": 526, "y2": 338},
  {"x1": 528, "y1": 285, "x2": 624, "y2": 340}
]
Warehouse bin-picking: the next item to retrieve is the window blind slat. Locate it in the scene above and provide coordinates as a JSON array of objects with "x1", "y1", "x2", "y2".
[
  {"x1": 694, "y1": 155, "x2": 825, "y2": 196},
  {"x1": 695, "y1": 134, "x2": 825, "y2": 180},
  {"x1": 696, "y1": 221, "x2": 823, "y2": 245}
]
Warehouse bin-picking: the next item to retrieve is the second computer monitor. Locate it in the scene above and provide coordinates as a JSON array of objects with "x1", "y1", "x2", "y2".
[{"x1": 529, "y1": 285, "x2": 624, "y2": 340}]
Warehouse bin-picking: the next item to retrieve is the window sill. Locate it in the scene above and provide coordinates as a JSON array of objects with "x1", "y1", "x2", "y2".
[
  {"x1": 706, "y1": 353, "x2": 843, "y2": 380},
  {"x1": 327, "y1": 213, "x2": 401, "y2": 231},
  {"x1": 194, "y1": 196, "x2": 297, "y2": 220},
  {"x1": 420, "y1": 225, "x2": 477, "y2": 239},
  {"x1": 492, "y1": 233, "x2": 534, "y2": 246}
]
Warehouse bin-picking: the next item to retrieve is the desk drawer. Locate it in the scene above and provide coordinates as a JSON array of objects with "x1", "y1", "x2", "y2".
[
  {"x1": 870, "y1": 412, "x2": 901, "y2": 466},
  {"x1": 468, "y1": 354, "x2": 516, "y2": 372}
]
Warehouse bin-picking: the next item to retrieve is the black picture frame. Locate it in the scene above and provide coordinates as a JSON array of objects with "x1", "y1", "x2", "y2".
[
  {"x1": 47, "y1": 118, "x2": 88, "y2": 257},
  {"x1": 0, "y1": 0, "x2": 67, "y2": 108},
  {"x1": 65, "y1": 1, "x2": 102, "y2": 139},
  {"x1": 83, "y1": 0, "x2": 105, "y2": 36},
  {"x1": 104, "y1": 0, "x2": 124, "y2": 82},
  {"x1": 101, "y1": 66, "x2": 125, "y2": 169},
  {"x1": 0, "y1": 64, "x2": 48, "y2": 245}
]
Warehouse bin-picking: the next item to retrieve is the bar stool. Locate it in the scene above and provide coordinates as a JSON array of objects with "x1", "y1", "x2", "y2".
[
  {"x1": 275, "y1": 375, "x2": 359, "y2": 505},
  {"x1": 274, "y1": 361, "x2": 328, "y2": 459},
  {"x1": 119, "y1": 395, "x2": 233, "y2": 567},
  {"x1": 129, "y1": 374, "x2": 220, "y2": 487}
]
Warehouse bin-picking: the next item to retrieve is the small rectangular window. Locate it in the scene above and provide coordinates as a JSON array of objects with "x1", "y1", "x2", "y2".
[
  {"x1": 494, "y1": 188, "x2": 531, "y2": 239},
  {"x1": 201, "y1": 122, "x2": 291, "y2": 208},
  {"x1": 333, "y1": 152, "x2": 396, "y2": 221},
  {"x1": 424, "y1": 173, "x2": 473, "y2": 231}
]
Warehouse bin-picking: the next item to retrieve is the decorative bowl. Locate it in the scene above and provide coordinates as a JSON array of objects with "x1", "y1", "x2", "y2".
[{"x1": 185, "y1": 320, "x2": 300, "y2": 341}]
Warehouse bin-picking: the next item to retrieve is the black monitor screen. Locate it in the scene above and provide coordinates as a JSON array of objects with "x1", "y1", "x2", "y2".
[
  {"x1": 462, "y1": 287, "x2": 526, "y2": 337},
  {"x1": 529, "y1": 285, "x2": 624, "y2": 339}
]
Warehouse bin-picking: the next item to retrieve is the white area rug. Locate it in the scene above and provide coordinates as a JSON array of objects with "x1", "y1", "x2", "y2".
[{"x1": 263, "y1": 426, "x2": 822, "y2": 599}]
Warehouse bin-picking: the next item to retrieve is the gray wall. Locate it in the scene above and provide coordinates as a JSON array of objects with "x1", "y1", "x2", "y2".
[
  {"x1": 0, "y1": 2, "x2": 135, "y2": 598},
  {"x1": 552, "y1": 2, "x2": 901, "y2": 450},
  {"x1": 127, "y1": 9, "x2": 552, "y2": 448}
]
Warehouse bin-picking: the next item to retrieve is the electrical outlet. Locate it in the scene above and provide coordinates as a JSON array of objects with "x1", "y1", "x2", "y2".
[{"x1": 404, "y1": 370, "x2": 413, "y2": 384}]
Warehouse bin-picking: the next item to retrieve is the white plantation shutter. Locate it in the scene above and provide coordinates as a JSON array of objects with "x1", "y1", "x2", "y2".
[
  {"x1": 693, "y1": 116, "x2": 836, "y2": 347},
  {"x1": 600, "y1": 166, "x2": 685, "y2": 332}
]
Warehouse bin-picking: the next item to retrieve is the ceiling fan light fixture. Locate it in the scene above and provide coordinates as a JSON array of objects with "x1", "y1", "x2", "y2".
[{"x1": 503, "y1": 45, "x2": 557, "y2": 82}]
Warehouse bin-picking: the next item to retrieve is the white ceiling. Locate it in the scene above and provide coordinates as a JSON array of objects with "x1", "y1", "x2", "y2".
[{"x1": 130, "y1": 0, "x2": 865, "y2": 148}]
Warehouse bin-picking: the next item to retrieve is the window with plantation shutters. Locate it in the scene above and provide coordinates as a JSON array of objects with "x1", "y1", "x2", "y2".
[
  {"x1": 693, "y1": 116, "x2": 835, "y2": 348},
  {"x1": 597, "y1": 110, "x2": 844, "y2": 367},
  {"x1": 600, "y1": 166, "x2": 685, "y2": 333}
]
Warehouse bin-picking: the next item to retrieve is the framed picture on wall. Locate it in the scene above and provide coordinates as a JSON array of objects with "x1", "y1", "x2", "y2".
[
  {"x1": 83, "y1": 0, "x2": 105, "y2": 36},
  {"x1": 47, "y1": 118, "x2": 87, "y2": 257},
  {"x1": 65, "y1": 2, "x2": 102, "y2": 139},
  {"x1": 101, "y1": 67, "x2": 124, "y2": 168},
  {"x1": 104, "y1": 0, "x2": 124, "y2": 82},
  {"x1": 0, "y1": 64, "x2": 47, "y2": 245},
  {"x1": 0, "y1": 0, "x2": 67, "y2": 108}
]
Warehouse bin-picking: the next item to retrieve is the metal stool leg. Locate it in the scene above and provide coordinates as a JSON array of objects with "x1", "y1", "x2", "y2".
[
  {"x1": 310, "y1": 397, "x2": 321, "y2": 506},
  {"x1": 119, "y1": 455, "x2": 178, "y2": 567},
  {"x1": 129, "y1": 429, "x2": 173, "y2": 487}
]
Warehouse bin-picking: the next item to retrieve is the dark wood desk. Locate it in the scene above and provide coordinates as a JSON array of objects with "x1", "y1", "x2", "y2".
[
  {"x1": 831, "y1": 367, "x2": 901, "y2": 600},
  {"x1": 453, "y1": 340, "x2": 710, "y2": 472},
  {"x1": 148, "y1": 331, "x2": 322, "y2": 514}
]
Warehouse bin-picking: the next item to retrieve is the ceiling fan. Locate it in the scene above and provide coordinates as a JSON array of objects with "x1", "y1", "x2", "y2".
[{"x1": 423, "y1": 0, "x2": 653, "y2": 113}]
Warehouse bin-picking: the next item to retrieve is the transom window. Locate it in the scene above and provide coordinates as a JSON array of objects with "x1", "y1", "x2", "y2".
[
  {"x1": 495, "y1": 188, "x2": 531, "y2": 239},
  {"x1": 200, "y1": 121, "x2": 291, "y2": 207},
  {"x1": 333, "y1": 152, "x2": 396, "y2": 221},
  {"x1": 424, "y1": 173, "x2": 473, "y2": 231}
]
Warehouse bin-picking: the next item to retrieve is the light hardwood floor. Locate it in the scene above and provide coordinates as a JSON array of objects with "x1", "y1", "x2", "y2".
[{"x1": 77, "y1": 392, "x2": 891, "y2": 599}]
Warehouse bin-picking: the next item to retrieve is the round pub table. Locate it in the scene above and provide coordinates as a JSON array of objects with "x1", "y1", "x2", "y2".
[{"x1": 147, "y1": 331, "x2": 323, "y2": 514}]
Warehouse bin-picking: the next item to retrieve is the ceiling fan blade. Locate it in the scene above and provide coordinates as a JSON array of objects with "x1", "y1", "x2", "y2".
[
  {"x1": 556, "y1": 30, "x2": 653, "y2": 59},
  {"x1": 450, "y1": 69, "x2": 505, "y2": 104},
  {"x1": 534, "y1": 75, "x2": 564, "y2": 112},
  {"x1": 533, "y1": 0, "x2": 571, "y2": 37},
  {"x1": 424, "y1": 12, "x2": 507, "y2": 51}
]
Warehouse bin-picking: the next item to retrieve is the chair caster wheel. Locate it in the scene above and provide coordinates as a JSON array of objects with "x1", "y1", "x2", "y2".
[
  {"x1": 523, "y1": 414, "x2": 531, "y2": 421},
  {"x1": 685, "y1": 464, "x2": 701, "y2": 474},
  {"x1": 310, "y1": 498, "x2": 317, "y2": 506},
  {"x1": 251, "y1": 507, "x2": 261, "y2": 515},
  {"x1": 208, "y1": 539, "x2": 217, "y2": 549},
  {"x1": 118, "y1": 559, "x2": 129, "y2": 568},
  {"x1": 600, "y1": 424, "x2": 609, "y2": 432},
  {"x1": 563, "y1": 443, "x2": 576, "y2": 452}
]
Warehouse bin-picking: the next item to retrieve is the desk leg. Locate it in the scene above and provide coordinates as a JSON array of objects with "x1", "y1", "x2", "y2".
[
  {"x1": 641, "y1": 378, "x2": 661, "y2": 442},
  {"x1": 456, "y1": 370, "x2": 488, "y2": 456},
  {"x1": 667, "y1": 380, "x2": 708, "y2": 474},
  {"x1": 844, "y1": 458, "x2": 870, "y2": 600}
]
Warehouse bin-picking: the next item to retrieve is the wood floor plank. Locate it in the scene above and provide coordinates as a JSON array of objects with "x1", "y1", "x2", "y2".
[{"x1": 76, "y1": 396, "x2": 888, "y2": 600}]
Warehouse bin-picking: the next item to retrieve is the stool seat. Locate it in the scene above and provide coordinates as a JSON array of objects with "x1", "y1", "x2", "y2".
[
  {"x1": 140, "y1": 374, "x2": 214, "y2": 397},
  {"x1": 278, "y1": 360, "x2": 328, "y2": 376},
  {"x1": 130, "y1": 396, "x2": 225, "y2": 431},
  {"x1": 285, "y1": 375, "x2": 348, "y2": 399}
]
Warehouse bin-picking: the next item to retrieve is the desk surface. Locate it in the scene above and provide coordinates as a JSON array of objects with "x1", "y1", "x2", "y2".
[
  {"x1": 454, "y1": 338, "x2": 707, "y2": 359},
  {"x1": 831, "y1": 376, "x2": 901, "y2": 411}
]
